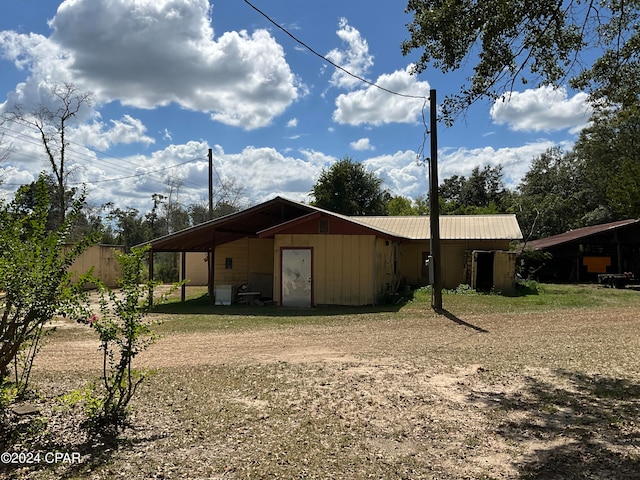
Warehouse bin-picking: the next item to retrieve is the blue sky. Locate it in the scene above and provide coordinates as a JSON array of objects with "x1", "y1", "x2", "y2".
[{"x1": 0, "y1": 0, "x2": 593, "y2": 214}]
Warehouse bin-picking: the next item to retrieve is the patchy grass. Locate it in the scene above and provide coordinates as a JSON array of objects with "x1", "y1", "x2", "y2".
[{"x1": 3, "y1": 283, "x2": 640, "y2": 479}]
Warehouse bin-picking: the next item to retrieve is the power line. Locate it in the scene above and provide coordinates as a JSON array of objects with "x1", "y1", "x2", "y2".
[
  {"x1": 67, "y1": 157, "x2": 205, "y2": 185},
  {"x1": 243, "y1": 0, "x2": 427, "y2": 101},
  {"x1": 0, "y1": 123, "x2": 206, "y2": 189},
  {"x1": 243, "y1": 0, "x2": 431, "y2": 162}
]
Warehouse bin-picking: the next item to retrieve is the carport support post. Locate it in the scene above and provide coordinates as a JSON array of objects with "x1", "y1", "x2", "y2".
[
  {"x1": 429, "y1": 89, "x2": 443, "y2": 310},
  {"x1": 181, "y1": 251, "x2": 186, "y2": 302},
  {"x1": 148, "y1": 249, "x2": 155, "y2": 307},
  {"x1": 208, "y1": 232, "x2": 216, "y2": 304}
]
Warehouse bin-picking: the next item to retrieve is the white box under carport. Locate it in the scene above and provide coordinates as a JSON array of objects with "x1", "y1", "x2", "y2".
[{"x1": 214, "y1": 284, "x2": 236, "y2": 305}]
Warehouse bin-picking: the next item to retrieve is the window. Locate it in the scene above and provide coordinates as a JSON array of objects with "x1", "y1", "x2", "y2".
[
  {"x1": 225, "y1": 257, "x2": 233, "y2": 269},
  {"x1": 319, "y1": 219, "x2": 329, "y2": 233}
]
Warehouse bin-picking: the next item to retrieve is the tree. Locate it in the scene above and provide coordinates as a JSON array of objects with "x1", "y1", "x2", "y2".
[
  {"x1": 438, "y1": 165, "x2": 509, "y2": 214},
  {"x1": 0, "y1": 175, "x2": 96, "y2": 396},
  {"x1": 0, "y1": 128, "x2": 11, "y2": 183},
  {"x1": 572, "y1": 105, "x2": 640, "y2": 219},
  {"x1": 4, "y1": 83, "x2": 93, "y2": 227},
  {"x1": 311, "y1": 157, "x2": 390, "y2": 215},
  {"x1": 387, "y1": 195, "x2": 428, "y2": 215},
  {"x1": 163, "y1": 174, "x2": 190, "y2": 234},
  {"x1": 78, "y1": 246, "x2": 172, "y2": 434},
  {"x1": 402, "y1": 1, "x2": 640, "y2": 123},
  {"x1": 104, "y1": 205, "x2": 151, "y2": 252},
  {"x1": 11, "y1": 175, "x2": 84, "y2": 234},
  {"x1": 515, "y1": 147, "x2": 597, "y2": 240}
]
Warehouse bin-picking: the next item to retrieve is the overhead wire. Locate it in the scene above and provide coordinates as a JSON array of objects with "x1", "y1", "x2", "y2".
[
  {"x1": 0, "y1": 123, "x2": 206, "y2": 189},
  {"x1": 3, "y1": 2, "x2": 433, "y2": 197},
  {"x1": 243, "y1": 0, "x2": 427, "y2": 101},
  {"x1": 242, "y1": 0, "x2": 431, "y2": 161}
]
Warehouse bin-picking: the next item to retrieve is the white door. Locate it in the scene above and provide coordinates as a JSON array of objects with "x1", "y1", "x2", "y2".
[{"x1": 281, "y1": 248, "x2": 312, "y2": 307}]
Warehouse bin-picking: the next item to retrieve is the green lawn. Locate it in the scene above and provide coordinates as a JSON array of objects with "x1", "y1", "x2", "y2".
[{"x1": 151, "y1": 282, "x2": 640, "y2": 334}]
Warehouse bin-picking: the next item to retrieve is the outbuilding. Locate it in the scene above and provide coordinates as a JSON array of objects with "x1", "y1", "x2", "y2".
[
  {"x1": 144, "y1": 197, "x2": 523, "y2": 306},
  {"x1": 520, "y1": 219, "x2": 640, "y2": 283}
]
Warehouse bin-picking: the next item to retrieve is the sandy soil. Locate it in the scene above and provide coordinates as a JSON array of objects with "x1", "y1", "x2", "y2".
[{"x1": 4, "y1": 305, "x2": 640, "y2": 479}]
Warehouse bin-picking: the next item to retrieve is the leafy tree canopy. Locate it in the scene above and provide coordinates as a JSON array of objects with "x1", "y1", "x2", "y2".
[
  {"x1": 438, "y1": 165, "x2": 511, "y2": 214},
  {"x1": 387, "y1": 195, "x2": 428, "y2": 215},
  {"x1": 310, "y1": 157, "x2": 390, "y2": 215},
  {"x1": 516, "y1": 147, "x2": 596, "y2": 240},
  {"x1": 402, "y1": 0, "x2": 640, "y2": 123},
  {"x1": 573, "y1": 104, "x2": 640, "y2": 219}
]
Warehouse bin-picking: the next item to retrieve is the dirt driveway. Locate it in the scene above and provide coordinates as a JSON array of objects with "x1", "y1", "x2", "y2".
[{"x1": 9, "y1": 305, "x2": 640, "y2": 479}]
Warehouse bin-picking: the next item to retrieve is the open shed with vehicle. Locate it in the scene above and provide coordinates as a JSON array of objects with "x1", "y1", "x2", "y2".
[{"x1": 520, "y1": 219, "x2": 640, "y2": 284}]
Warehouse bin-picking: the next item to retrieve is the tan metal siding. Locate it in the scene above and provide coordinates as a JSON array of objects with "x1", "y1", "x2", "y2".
[
  {"x1": 273, "y1": 234, "x2": 377, "y2": 306},
  {"x1": 68, "y1": 245, "x2": 125, "y2": 288},
  {"x1": 183, "y1": 252, "x2": 209, "y2": 285},
  {"x1": 214, "y1": 238, "x2": 249, "y2": 286}
]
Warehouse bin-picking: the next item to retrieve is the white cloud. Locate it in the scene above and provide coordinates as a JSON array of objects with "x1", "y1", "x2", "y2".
[
  {"x1": 72, "y1": 115, "x2": 155, "y2": 150},
  {"x1": 362, "y1": 150, "x2": 427, "y2": 199},
  {"x1": 350, "y1": 137, "x2": 374, "y2": 151},
  {"x1": 333, "y1": 65, "x2": 430, "y2": 126},
  {"x1": 490, "y1": 85, "x2": 592, "y2": 133},
  {"x1": 214, "y1": 146, "x2": 332, "y2": 204},
  {"x1": 325, "y1": 18, "x2": 374, "y2": 90},
  {"x1": 438, "y1": 140, "x2": 568, "y2": 187},
  {"x1": 0, "y1": 0, "x2": 301, "y2": 130},
  {"x1": 287, "y1": 118, "x2": 298, "y2": 128},
  {"x1": 0, "y1": 130, "x2": 568, "y2": 214}
]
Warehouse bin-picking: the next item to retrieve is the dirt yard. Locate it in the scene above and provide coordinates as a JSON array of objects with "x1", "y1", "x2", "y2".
[{"x1": 3, "y1": 300, "x2": 640, "y2": 479}]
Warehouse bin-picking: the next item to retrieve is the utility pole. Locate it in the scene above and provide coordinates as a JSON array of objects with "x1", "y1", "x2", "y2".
[
  {"x1": 208, "y1": 148, "x2": 213, "y2": 219},
  {"x1": 429, "y1": 89, "x2": 443, "y2": 310},
  {"x1": 208, "y1": 147, "x2": 214, "y2": 301}
]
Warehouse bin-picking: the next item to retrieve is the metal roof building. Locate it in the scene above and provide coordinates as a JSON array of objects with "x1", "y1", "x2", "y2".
[
  {"x1": 521, "y1": 219, "x2": 640, "y2": 283},
  {"x1": 143, "y1": 197, "x2": 523, "y2": 306}
]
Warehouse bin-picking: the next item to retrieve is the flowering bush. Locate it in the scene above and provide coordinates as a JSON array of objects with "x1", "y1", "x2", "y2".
[{"x1": 79, "y1": 245, "x2": 176, "y2": 434}]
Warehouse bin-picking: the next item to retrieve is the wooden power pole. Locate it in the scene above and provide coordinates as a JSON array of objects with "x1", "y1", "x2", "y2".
[
  {"x1": 208, "y1": 148, "x2": 213, "y2": 219},
  {"x1": 429, "y1": 89, "x2": 443, "y2": 310},
  {"x1": 208, "y1": 147, "x2": 214, "y2": 301}
]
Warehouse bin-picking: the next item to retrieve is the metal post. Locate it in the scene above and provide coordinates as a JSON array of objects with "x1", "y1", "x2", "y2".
[{"x1": 429, "y1": 89, "x2": 443, "y2": 310}]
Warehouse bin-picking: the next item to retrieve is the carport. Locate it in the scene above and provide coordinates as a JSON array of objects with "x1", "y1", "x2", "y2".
[{"x1": 142, "y1": 197, "x2": 315, "y2": 302}]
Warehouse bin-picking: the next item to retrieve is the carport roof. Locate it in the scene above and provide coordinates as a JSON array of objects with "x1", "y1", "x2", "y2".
[
  {"x1": 523, "y1": 219, "x2": 640, "y2": 251},
  {"x1": 142, "y1": 197, "x2": 316, "y2": 252}
]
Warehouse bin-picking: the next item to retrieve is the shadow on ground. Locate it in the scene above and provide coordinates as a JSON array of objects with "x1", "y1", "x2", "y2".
[
  {"x1": 473, "y1": 370, "x2": 640, "y2": 479},
  {"x1": 151, "y1": 293, "x2": 412, "y2": 317},
  {"x1": 436, "y1": 308, "x2": 490, "y2": 332}
]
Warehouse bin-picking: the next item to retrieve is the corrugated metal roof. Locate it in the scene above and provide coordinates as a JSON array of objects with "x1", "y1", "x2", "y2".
[
  {"x1": 352, "y1": 215, "x2": 523, "y2": 240},
  {"x1": 142, "y1": 197, "x2": 523, "y2": 252},
  {"x1": 524, "y1": 219, "x2": 640, "y2": 250}
]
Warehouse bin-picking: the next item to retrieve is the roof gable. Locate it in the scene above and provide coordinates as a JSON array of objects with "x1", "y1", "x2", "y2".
[
  {"x1": 258, "y1": 211, "x2": 401, "y2": 239},
  {"x1": 143, "y1": 197, "x2": 315, "y2": 251}
]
